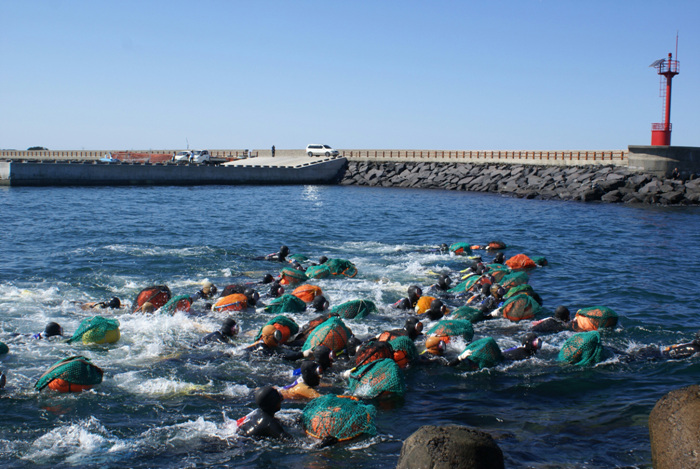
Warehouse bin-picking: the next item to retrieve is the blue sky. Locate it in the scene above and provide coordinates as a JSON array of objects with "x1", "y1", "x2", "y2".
[{"x1": 1, "y1": 1, "x2": 697, "y2": 151}]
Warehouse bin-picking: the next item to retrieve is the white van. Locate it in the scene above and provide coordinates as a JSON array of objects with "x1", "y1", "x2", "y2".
[{"x1": 305, "y1": 144, "x2": 339, "y2": 157}]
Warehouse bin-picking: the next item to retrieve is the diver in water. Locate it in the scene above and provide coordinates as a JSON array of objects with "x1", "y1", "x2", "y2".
[
  {"x1": 620, "y1": 331, "x2": 700, "y2": 362},
  {"x1": 393, "y1": 285, "x2": 422, "y2": 310},
  {"x1": 264, "y1": 245, "x2": 290, "y2": 262},
  {"x1": 427, "y1": 274, "x2": 452, "y2": 294},
  {"x1": 492, "y1": 252, "x2": 505, "y2": 265},
  {"x1": 193, "y1": 317, "x2": 239, "y2": 347},
  {"x1": 81, "y1": 297, "x2": 121, "y2": 310},
  {"x1": 31, "y1": 322, "x2": 64, "y2": 340},
  {"x1": 531, "y1": 306, "x2": 571, "y2": 334},
  {"x1": 236, "y1": 386, "x2": 287, "y2": 438},
  {"x1": 377, "y1": 316, "x2": 424, "y2": 342},
  {"x1": 279, "y1": 360, "x2": 323, "y2": 401},
  {"x1": 423, "y1": 299, "x2": 448, "y2": 321},
  {"x1": 192, "y1": 281, "x2": 218, "y2": 302},
  {"x1": 219, "y1": 284, "x2": 260, "y2": 307},
  {"x1": 502, "y1": 333, "x2": 543, "y2": 361}
]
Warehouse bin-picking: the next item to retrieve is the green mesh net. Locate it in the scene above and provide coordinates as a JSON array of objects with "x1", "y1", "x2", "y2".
[
  {"x1": 330, "y1": 299, "x2": 377, "y2": 320},
  {"x1": 426, "y1": 319, "x2": 474, "y2": 342},
  {"x1": 347, "y1": 358, "x2": 405, "y2": 398},
  {"x1": 0, "y1": 341, "x2": 8, "y2": 355},
  {"x1": 449, "y1": 242, "x2": 472, "y2": 256},
  {"x1": 388, "y1": 336, "x2": 419, "y2": 364},
  {"x1": 448, "y1": 275, "x2": 480, "y2": 294},
  {"x1": 302, "y1": 316, "x2": 352, "y2": 353},
  {"x1": 288, "y1": 254, "x2": 309, "y2": 263},
  {"x1": 574, "y1": 307, "x2": 619, "y2": 331},
  {"x1": 450, "y1": 305, "x2": 485, "y2": 323},
  {"x1": 161, "y1": 295, "x2": 193, "y2": 315},
  {"x1": 305, "y1": 264, "x2": 332, "y2": 279},
  {"x1": 558, "y1": 331, "x2": 604, "y2": 366},
  {"x1": 264, "y1": 294, "x2": 307, "y2": 314},
  {"x1": 34, "y1": 355, "x2": 104, "y2": 391},
  {"x1": 67, "y1": 316, "x2": 120, "y2": 344},
  {"x1": 457, "y1": 337, "x2": 503, "y2": 370},
  {"x1": 500, "y1": 294, "x2": 542, "y2": 322},
  {"x1": 254, "y1": 315, "x2": 300, "y2": 341},
  {"x1": 280, "y1": 267, "x2": 308, "y2": 285},
  {"x1": 326, "y1": 259, "x2": 358, "y2": 278},
  {"x1": 503, "y1": 284, "x2": 542, "y2": 305},
  {"x1": 498, "y1": 271, "x2": 529, "y2": 289},
  {"x1": 302, "y1": 395, "x2": 377, "y2": 441},
  {"x1": 531, "y1": 256, "x2": 548, "y2": 266},
  {"x1": 484, "y1": 263, "x2": 511, "y2": 282}
]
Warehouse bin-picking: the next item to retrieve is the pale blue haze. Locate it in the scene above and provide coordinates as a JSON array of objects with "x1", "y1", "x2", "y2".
[{"x1": 0, "y1": 0, "x2": 698, "y2": 151}]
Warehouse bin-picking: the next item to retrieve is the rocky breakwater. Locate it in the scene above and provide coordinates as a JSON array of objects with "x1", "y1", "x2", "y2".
[{"x1": 339, "y1": 161, "x2": 700, "y2": 205}]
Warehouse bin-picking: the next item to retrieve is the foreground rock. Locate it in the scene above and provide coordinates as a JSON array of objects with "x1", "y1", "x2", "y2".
[
  {"x1": 340, "y1": 162, "x2": 700, "y2": 205},
  {"x1": 396, "y1": 425, "x2": 504, "y2": 469},
  {"x1": 649, "y1": 385, "x2": 700, "y2": 469}
]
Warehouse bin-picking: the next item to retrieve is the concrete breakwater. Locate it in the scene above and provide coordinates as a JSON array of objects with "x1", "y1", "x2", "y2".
[{"x1": 339, "y1": 160, "x2": 700, "y2": 205}]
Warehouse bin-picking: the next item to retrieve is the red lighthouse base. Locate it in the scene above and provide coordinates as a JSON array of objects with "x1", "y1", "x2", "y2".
[{"x1": 651, "y1": 129, "x2": 671, "y2": 146}]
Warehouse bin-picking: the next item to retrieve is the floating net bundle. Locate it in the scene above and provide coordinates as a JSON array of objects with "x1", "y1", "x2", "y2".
[
  {"x1": 133, "y1": 285, "x2": 171, "y2": 312},
  {"x1": 449, "y1": 242, "x2": 472, "y2": 256},
  {"x1": 35, "y1": 356, "x2": 104, "y2": 392},
  {"x1": 355, "y1": 339, "x2": 394, "y2": 368},
  {"x1": 254, "y1": 315, "x2": 300, "y2": 344},
  {"x1": 449, "y1": 305, "x2": 484, "y2": 323},
  {"x1": 388, "y1": 336, "x2": 419, "y2": 368},
  {"x1": 161, "y1": 295, "x2": 193, "y2": 314},
  {"x1": 264, "y1": 294, "x2": 307, "y2": 314},
  {"x1": 330, "y1": 299, "x2": 377, "y2": 320},
  {"x1": 288, "y1": 254, "x2": 309, "y2": 263},
  {"x1": 426, "y1": 319, "x2": 474, "y2": 342},
  {"x1": 414, "y1": 296, "x2": 436, "y2": 315},
  {"x1": 67, "y1": 316, "x2": 120, "y2": 344},
  {"x1": 291, "y1": 285, "x2": 323, "y2": 303},
  {"x1": 500, "y1": 294, "x2": 542, "y2": 322},
  {"x1": 302, "y1": 316, "x2": 352, "y2": 353},
  {"x1": 558, "y1": 331, "x2": 604, "y2": 366},
  {"x1": 305, "y1": 265, "x2": 332, "y2": 279},
  {"x1": 531, "y1": 256, "x2": 548, "y2": 266},
  {"x1": 213, "y1": 294, "x2": 248, "y2": 312},
  {"x1": 484, "y1": 264, "x2": 511, "y2": 282},
  {"x1": 302, "y1": 395, "x2": 376, "y2": 441},
  {"x1": 574, "y1": 307, "x2": 619, "y2": 331},
  {"x1": 326, "y1": 259, "x2": 358, "y2": 278},
  {"x1": 448, "y1": 275, "x2": 480, "y2": 294},
  {"x1": 505, "y1": 254, "x2": 538, "y2": 270},
  {"x1": 487, "y1": 241, "x2": 507, "y2": 250},
  {"x1": 458, "y1": 337, "x2": 503, "y2": 370},
  {"x1": 503, "y1": 284, "x2": 542, "y2": 305},
  {"x1": 279, "y1": 267, "x2": 308, "y2": 286},
  {"x1": 498, "y1": 271, "x2": 529, "y2": 289},
  {"x1": 347, "y1": 358, "x2": 405, "y2": 398}
]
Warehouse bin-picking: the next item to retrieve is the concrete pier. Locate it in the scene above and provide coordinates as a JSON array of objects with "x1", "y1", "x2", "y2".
[{"x1": 0, "y1": 155, "x2": 346, "y2": 187}]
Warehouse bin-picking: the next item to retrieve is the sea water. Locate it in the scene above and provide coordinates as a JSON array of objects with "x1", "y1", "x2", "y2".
[{"x1": 0, "y1": 184, "x2": 699, "y2": 468}]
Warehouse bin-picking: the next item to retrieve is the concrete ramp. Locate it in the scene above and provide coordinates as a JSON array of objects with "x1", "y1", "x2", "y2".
[{"x1": 0, "y1": 157, "x2": 347, "y2": 186}]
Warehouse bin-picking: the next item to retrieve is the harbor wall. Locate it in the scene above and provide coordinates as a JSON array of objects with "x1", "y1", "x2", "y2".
[{"x1": 339, "y1": 160, "x2": 700, "y2": 205}]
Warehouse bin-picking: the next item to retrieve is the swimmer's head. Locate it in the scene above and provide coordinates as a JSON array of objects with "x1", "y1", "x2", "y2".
[
  {"x1": 261, "y1": 325, "x2": 283, "y2": 348},
  {"x1": 427, "y1": 299, "x2": 447, "y2": 321},
  {"x1": 300, "y1": 360, "x2": 321, "y2": 387},
  {"x1": 313, "y1": 345, "x2": 335, "y2": 369},
  {"x1": 108, "y1": 297, "x2": 121, "y2": 309},
  {"x1": 425, "y1": 336, "x2": 447, "y2": 356},
  {"x1": 405, "y1": 316, "x2": 423, "y2": 338},
  {"x1": 522, "y1": 333, "x2": 542, "y2": 353},
  {"x1": 554, "y1": 305, "x2": 570, "y2": 322},
  {"x1": 269, "y1": 282, "x2": 284, "y2": 298},
  {"x1": 493, "y1": 252, "x2": 505, "y2": 264},
  {"x1": 279, "y1": 245, "x2": 290, "y2": 257},
  {"x1": 44, "y1": 322, "x2": 63, "y2": 338},
  {"x1": 262, "y1": 273, "x2": 275, "y2": 284},
  {"x1": 407, "y1": 285, "x2": 422, "y2": 303},
  {"x1": 311, "y1": 295, "x2": 329, "y2": 312},
  {"x1": 438, "y1": 274, "x2": 452, "y2": 290},
  {"x1": 318, "y1": 256, "x2": 328, "y2": 265},
  {"x1": 141, "y1": 302, "x2": 155, "y2": 313},
  {"x1": 255, "y1": 385, "x2": 283, "y2": 414},
  {"x1": 221, "y1": 317, "x2": 239, "y2": 337},
  {"x1": 244, "y1": 288, "x2": 260, "y2": 306}
]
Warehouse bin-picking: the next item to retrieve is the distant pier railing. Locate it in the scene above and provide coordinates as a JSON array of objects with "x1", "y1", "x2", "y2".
[{"x1": 340, "y1": 149, "x2": 628, "y2": 165}]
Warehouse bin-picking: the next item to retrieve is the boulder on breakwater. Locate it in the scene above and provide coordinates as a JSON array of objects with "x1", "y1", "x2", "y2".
[
  {"x1": 649, "y1": 385, "x2": 700, "y2": 469},
  {"x1": 340, "y1": 161, "x2": 700, "y2": 205},
  {"x1": 396, "y1": 425, "x2": 504, "y2": 469}
]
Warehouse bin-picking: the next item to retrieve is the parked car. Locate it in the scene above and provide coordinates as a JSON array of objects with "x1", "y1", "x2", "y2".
[
  {"x1": 99, "y1": 153, "x2": 121, "y2": 164},
  {"x1": 173, "y1": 150, "x2": 211, "y2": 164},
  {"x1": 173, "y1": 151, "x2": 193, "y2": 163},
  {"x1": 305, "y1": 144, "x2": 339, "y2": 157}
]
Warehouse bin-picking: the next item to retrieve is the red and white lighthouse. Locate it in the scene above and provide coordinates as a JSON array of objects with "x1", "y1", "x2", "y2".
[{"x1": 650, "y1": 52, "x2": 680, "y2": 146}]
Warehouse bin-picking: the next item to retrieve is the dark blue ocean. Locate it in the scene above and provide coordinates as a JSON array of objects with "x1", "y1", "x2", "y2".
[{"x1": 0, "y1": 184, "x2": 699, "y2": 468}]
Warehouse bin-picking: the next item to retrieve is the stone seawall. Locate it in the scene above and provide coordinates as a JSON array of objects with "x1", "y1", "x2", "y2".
[{"x1": 339, "y1": 161, "x2": 700, "y2": 205}]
